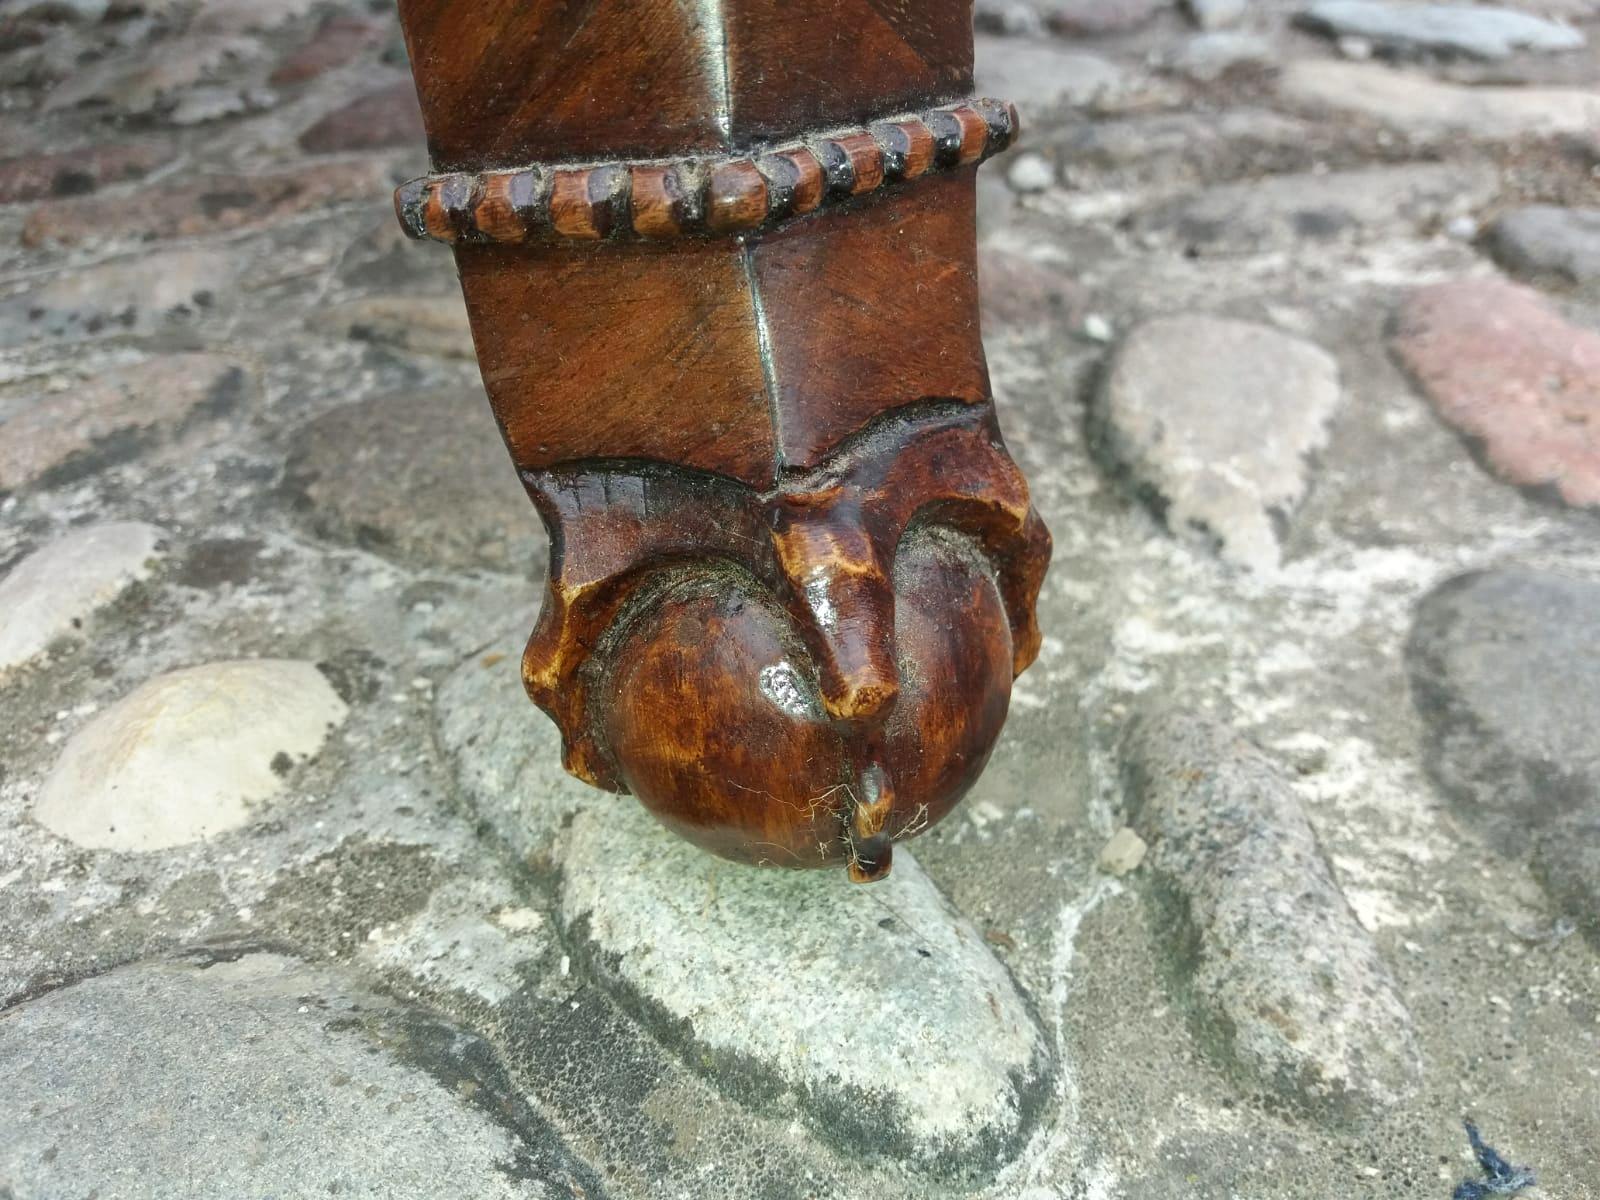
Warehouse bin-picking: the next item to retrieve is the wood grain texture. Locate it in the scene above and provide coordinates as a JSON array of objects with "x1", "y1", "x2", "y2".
[
  {"x1": 456, "y1": 240, "x2": 775, "y2": 487},
  {"x1": 722, "y1": 0, "x2": 973, "y2": 143},
  {"x1": 753, "y1": 171, "x2": 989, "y2": 469},
  {"x1": 396, "y1": 0, "x2": 727, "y2": 169}
]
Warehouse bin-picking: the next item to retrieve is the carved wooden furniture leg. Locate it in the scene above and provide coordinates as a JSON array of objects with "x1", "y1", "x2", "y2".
[{"x1": 394, "y1": 0, "x2": 1050, "y2": 881}]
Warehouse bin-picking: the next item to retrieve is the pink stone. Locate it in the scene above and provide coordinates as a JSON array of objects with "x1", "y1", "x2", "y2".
[
  {"x1": 269, "y1": 15, "x2": 386, "y2": 85},
  {"x1": 0, "y1": 141, "x2": 173, "y2": 206},
  {"x1": 298, "y1": 80, "x2": 425, "y2": 154},
  {"x1": 20, "y1": 159, "x2": 388, "y2": 247},
  {"x1": 1392, "y1": 278, "x2": 1600, "y2": 508}
]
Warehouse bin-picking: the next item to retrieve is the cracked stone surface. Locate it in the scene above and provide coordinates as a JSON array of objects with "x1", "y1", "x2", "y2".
[
  {"x1": 2, "y1": 0, "x2": 1599, "y2": 1194},
  {"x1": 0, "y1": 953, "x2": 603, "y2": 1199}
]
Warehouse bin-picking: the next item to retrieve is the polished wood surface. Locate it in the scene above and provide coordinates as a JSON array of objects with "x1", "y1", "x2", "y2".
[{"x1": 395, "y1": 0, "x2": 1050, "y2": 879}]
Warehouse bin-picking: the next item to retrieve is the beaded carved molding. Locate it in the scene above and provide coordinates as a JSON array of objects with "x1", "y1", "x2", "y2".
[{"x1": 395, "y1": 97, "x2": 1019, "y2": 245}]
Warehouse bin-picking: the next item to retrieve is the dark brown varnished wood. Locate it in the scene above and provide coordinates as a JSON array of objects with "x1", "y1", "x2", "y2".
[{"x1": 395, "y1": 0, "x2": 1050, "y2": 880}]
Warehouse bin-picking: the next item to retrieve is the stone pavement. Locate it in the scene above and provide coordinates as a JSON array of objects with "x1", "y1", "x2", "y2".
[{"x1": 1, "y1": 0, "x2": 1598, "y2": 1196}]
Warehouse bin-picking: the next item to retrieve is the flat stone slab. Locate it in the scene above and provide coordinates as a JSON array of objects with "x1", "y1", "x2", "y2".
[
  {"x1": 34, "y1": 659, "x2": 348, "y2": 851},
  {"x1": 1120, "y1": 702, "x2": 1421, "y2": 1116},
  {"x1": 0, "y1": 353, "x2": 249, "y2": 492},
  {"x1": 0, "y1": 249, "x2": 239, "y2": 349},
  {"x1": 0, "y1": 954, "x2": 601, "y2": 1199},
  {"x1": 43, "y1": 33, "x2": 267, "y2": 114},
  {"x1": 1407, "y1": 567, "x2": 1600, "y2": 841},
  {"x1": 1487, "y1": 206, "x2": 1600, "y2": 292},
  {"x1": 1163, "y1": 31, "x2": 1275, "y2": 81},
  {"x1": 1391, "y1": 278, "x2": 1600, "y2": 509},
  {"x1": 299, "y1": 78, "x2": 425, "y2": 153},
  {"x1": 0, "y1": 522, "x2": 164, "y2": 677},
  {"x1": 21, "y1": 161, "x2": 386, "y2": 248},
  {"x1": 1185, "y1": 0, "x2": 1247, "y2": 27},
  {"x1": 1044, "y1": 0, "x2": 1167, "y2": 34},
  {"x1": 435, "y1": 635, "x2": 591, "y2": 860},
  {"x1": 558, "y1": 800, "x2": 1050, "y2": 1173},
  {"x1": 1297, "y1": 1, "x2": 1585, "y2": 60},
  {"x1": 283, "y1": 389, "x2": 541, "y2": 575},
  {"x1": 1134, "y1": 162, "x2": 1496, "y2": 253},
  {"x1": 1280, "y1": 60, "x2": 1600, "y2": 138},
  {"x1": 975, "y1": 36, "x2": 1130, "y2": 111},
  {"x1": 1091, "y1": 315, "x2": 1342, "y2": 570},
  {"x1": 0, "y1": 140, "x2": 174, "y2": 205}
]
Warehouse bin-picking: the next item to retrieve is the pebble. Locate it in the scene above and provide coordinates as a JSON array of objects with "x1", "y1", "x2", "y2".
[
  {"x1": 0, "y1": 523, "x2": 164, "y2": 677},
  {"x1": 1081, "y1": 312, "x2": 1114, "y2": 342},
  {"x1": 1097, "y1": 826, "x2": 1148, "y2": 875},
  {"x1": 34, "y1": 660, "x2": 348, "y2": 851},
  {"x1": 1406, "y1": 567, "x2": 1600, "y2": 841},
  {"x1": 165, "y1": 83, "x2": 277, "y2": 126},
  {"x1": 1185, "y1": 0, "x2": 1247, "y2": 26},
  {"x1": 1297, "y1": 1, "x2": 1585, "y2": 60},
  {"x1": 1390, "y1": 278, "x2": 1600, "y2": 509},
  {"x1": 1120, "y1": 702, "x2": 1421, "y2": 1114},
  {"x1": 283, "y1": 389, "x2": 541, "y2": 574},
  {"x1": 1135, "y1": 162, "x2": 1497, "y2": 254},
  {"x1": 1054, "y1": 109, "x2": 1308, "y2": 187},
  {"x1": 439, "y1": 641, "x2": 1051, "y2": 1167},
  {"x1": 299, "y1": 79, "x2": 426, "y2": 153},
  {"x1": 0, "y1": 140, "x2": 173, "y2": 205},
  {"x1": 1006, "y1": 151, "x2": 1056, "y2": 192},
  {"x1": 1091, "y1": 316, "x2": 1343, "y2": 569},
  {"x1": 0, "y1": 353, "x2": 250, "y2": 492},
  {"x1": 0, "y1": 954, "x2": 600, "y2": 1197},
  {"x1": 22, "y1": 160, "x2": 388, "y2": 248},
  {"x1": 558, "y1": 799, "x2": 1050, "y2": 1168},
  {"x1": 1280, "y1": 60, "x2": 1600, "y2": 138},
  {"x1": 1487, "y1": 205, "x2": 1600, "y2": 291}
]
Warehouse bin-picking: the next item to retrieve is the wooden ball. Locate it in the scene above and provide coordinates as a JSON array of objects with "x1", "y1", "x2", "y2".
[{"x1": 597, "y1": 530, "x2": 1014, "y2": 875}]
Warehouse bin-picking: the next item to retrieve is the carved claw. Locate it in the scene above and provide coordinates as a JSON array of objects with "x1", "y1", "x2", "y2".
[{"x1": 519, "y1": 405, "x2": 1049, "y2": 878}]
